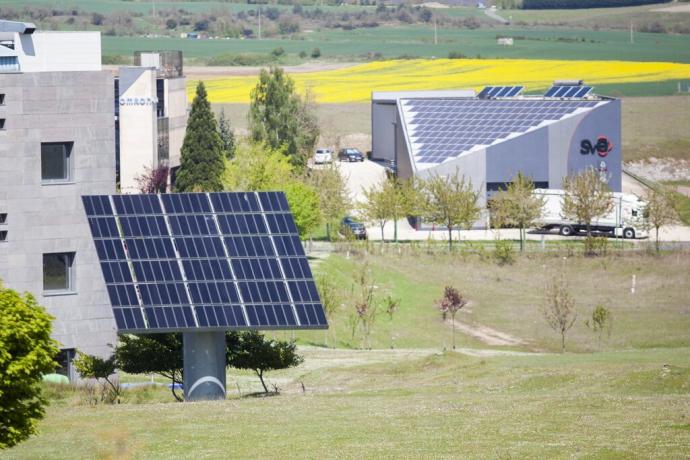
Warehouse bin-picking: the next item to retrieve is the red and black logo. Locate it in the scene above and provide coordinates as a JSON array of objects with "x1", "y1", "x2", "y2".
[{"x1": 580, "y1": 136, "x2": 613, "y2": 157}]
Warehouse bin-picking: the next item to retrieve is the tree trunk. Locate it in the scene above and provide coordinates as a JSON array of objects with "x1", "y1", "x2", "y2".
[
  {"x1": 519, "y1": 226, "x2": 525, "y2": 253},
  {"x1": 326, "y1": 222, "x2": 331, "y2": 240},
  {"x1": 257, "y1": 369, "x2": 269, "y2": 393},
  {"x1": 171, "y1": 375, "x2": 183, "y2": 402},
  {"x1": 561, "y1": 331, "x2": 566, "y2": 353},
  {"x1": 448, "y1": 226, "x2": 453, "y2": 252},
  {"x1": 451, "y1": 313, "x2": 456, "y2": 350},
  {"x1": 394, "y1": 219, "x2": 398, "y2": 243},
  {"x1": 380, "y1": 224, "x2": 385, "y2": 247},
  {"x1": 656, "y1": 226, "x2": 660, "y2": 254}
]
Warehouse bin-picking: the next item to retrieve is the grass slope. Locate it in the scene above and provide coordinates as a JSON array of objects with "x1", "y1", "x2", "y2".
[
  {"x1": 295, "y1": 250, "x2": 690, "y2": 352},
  {"x1": 6, "y1": 348, "x2": 689, "y2": 458}
]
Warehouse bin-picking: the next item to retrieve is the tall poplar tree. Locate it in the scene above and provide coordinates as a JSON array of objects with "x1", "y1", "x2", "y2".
[{"x1": 175, "y1": 81, "x2": 224, "y2": 192}]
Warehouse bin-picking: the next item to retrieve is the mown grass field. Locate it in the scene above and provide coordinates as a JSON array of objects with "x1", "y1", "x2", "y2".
[
  {"x1": 6, "y1": 250, "x2": 690, "y2": 458},
  {"x1": 6, "y1": 347, "x2": 689, "y2": 459}
]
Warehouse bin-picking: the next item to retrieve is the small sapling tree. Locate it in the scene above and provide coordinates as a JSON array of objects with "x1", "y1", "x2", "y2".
[
  {"x1": 437, "y1": 286, "x2": 468, "y2": 350},
  {"x1": 383, "y1": 295, "x2": 401, "y2": 349},
  {"x1": 135, "y1": 165, "x2": 169, "y2": 194},
  {"x1": 562, "y1": 168, "x2": 613, "y2": 244},
  {"x1": 360, "y1": 181, "x2": 393, "y2": 246},
  {"x1": 643, "y1": 186, "x2": 680, "y2": 253},
  {"x1": 350, "y1": 262, "x2": 379, "y2": 349},
  {"x1": 543, "y1": 275, "x2": 577, "y2": 353},
  {"x1": 73, "y1": 352, "x2": 121, "y2": 404},
  {"x1": 227, "y1": 331, "x2": 303, "y2": 394},
  {"x1": 490, "y1": 172, "x2": 545, "y2": 252},
  {"x1": 584, "y1": 304, "x2": 612, "y2": 350},
  {"x1": 316, "y1": 275, "x2": 341, "y2": 347}
]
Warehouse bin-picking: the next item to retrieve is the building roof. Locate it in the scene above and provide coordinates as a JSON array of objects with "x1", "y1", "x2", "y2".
[
  {"x1": 373, "y1": 89, "x2": 475, "y2": 103},
  {"x1": 398, "y1": 96, "x2": 609, "y2": 168}
]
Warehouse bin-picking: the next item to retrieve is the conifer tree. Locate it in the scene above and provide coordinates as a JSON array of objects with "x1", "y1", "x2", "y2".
[
  {"x1": 174, "y1": 82, "x2": 224, "y2": 192},
  {"x1": 217, "y1": 109, "x2": 236, "y2": 159}
]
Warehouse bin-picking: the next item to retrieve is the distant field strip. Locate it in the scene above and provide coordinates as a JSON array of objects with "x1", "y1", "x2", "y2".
[{"x1": 192, "y1": 59, "x2": 690, "y2": 103}]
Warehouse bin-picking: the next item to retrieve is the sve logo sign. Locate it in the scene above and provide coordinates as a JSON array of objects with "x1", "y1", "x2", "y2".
[{"x1": 580, "y1": 136, "x2": 613, "y2": 157}]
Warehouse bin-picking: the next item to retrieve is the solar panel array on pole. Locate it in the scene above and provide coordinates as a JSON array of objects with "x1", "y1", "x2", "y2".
[{"x1": 83, "y1": 192, "x2": 327, "y2": 333}]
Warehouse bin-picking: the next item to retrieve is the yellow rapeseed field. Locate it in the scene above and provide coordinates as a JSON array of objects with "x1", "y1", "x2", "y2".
[{"x1": 190, "y1": 59, "x2": 690, "y2": 103}]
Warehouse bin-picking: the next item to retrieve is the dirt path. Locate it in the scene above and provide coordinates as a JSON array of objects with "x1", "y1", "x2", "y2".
[
  {"x1": 448, "y1": 319, "x2": 526, "y2": 347},
  {"x1": 651, "y1": 4, "x2": 690, "y2": 13}
]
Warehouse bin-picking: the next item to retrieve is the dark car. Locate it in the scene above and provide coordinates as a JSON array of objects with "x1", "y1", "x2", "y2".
[
  {"x1": 338, "y1": 148, "x2": 365, "y2": 162},
  {"x1": 340, "y1": 216, "x2": 367, "y2": 240}
]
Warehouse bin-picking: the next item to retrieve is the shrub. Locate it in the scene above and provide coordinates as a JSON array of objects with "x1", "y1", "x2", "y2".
[
  {"x1": 494, "y1": 239, "x2": 515, "y2": 265},
  {"x1": 584, "y1": 236, "x2": 608, "y2": 257},
  {"x1": 311, "y1": 47, "x2": 321, "y2": 58}
]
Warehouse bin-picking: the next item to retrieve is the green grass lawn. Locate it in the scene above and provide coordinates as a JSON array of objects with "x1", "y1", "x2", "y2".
[
  {"x1": 5, "y1": 250, "x2": 690, "y2": 458},
  {"x1": 296, "y1": 250, "x2": 690, "y2": 352},
  {"x1": 7, "y1": 347, "x2": 689, "y2": 458}
]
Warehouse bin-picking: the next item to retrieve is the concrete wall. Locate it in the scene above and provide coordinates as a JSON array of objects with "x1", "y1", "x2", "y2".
[
  {"x1": 165, "y1": 77, "x2": 188, "y2": 169},
  {"x1": 16, "y1": 32, "x2": 101, "y2": 73},
  {"x1": 118, "y1": 67, "x2": 158, "y2": 194},
  {"x1": 372, "y1": 102, "x2": 397, "y2": 161},
  {"x1": 0, "y1": 70, "x2": 117, "y2": 357}
]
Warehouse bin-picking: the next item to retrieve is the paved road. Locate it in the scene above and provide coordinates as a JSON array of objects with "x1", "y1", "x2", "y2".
[{"x1": 334, "y1": 159, "x2": 690, "y2": 243}]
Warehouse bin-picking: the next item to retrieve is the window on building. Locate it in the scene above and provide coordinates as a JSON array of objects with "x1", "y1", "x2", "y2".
[
  {"x1": 0, "y1": 213, "x2": 6, "y2": 224},
  {"x1": 43, "y1": 252, "x2": 75, "y2": 292},
  {"x1": 0, "y1": 94, "x2": 5, "y2": 105},
  {"x1": 0, "y1": 230, "x2": 6, "y2": 242},
  {"x1": 0, "y1": 119, "x2": 5, "y2": 129},
  {"x1": 41, "y1": 142, "x2": 73, "y2": 183}
]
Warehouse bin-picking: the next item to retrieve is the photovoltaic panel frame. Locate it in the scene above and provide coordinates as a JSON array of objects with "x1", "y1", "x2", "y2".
[{"x1": 83, "y1": 192, "x2": 327, "y2": 333}]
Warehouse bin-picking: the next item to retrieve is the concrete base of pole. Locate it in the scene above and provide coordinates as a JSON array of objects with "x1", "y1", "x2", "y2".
[{"x1": 183, "y1": 331, "x2": 227, "y2": 401}]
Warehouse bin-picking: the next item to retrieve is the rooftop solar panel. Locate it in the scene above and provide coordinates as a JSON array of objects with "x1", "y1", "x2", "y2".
[
  {"x1": 477, "y1": 86, "x2": 524, "y2": 99},
  {"x1": 400, "y1": 98, "x2": 603, "y2": 167},
  {"x1": 83, "y1": 192, "x2": 326, "y2": 332},
  {"x1": 544, "y1": 85, "x2": 593, "y2": 98}
]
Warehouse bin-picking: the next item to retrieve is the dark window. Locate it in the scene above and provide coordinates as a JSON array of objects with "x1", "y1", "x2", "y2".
[
  {"x1": 0, "y1": 94, "x2": 5, "y2": 105},
  {"x1": 43, "y1": 252, "x2": 75, "y2": 292},
  {"x1": 0, "y1": 230, "x2": 6, "y2": 241},
  {"x1": 55, "y1": 349, "x2": 76, "y2": 380},
  {"x1": 0, "y1": 213, "x2": 6, "y2": 224},
  {"x1": 0, "y1": 119, "x2": 4, "y2": 129},
  {"x1": 41, "y1": 142, "x2": 73, "y2": 183}
]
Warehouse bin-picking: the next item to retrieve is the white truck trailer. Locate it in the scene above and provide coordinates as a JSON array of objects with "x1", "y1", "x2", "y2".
[{"x1": 533, "y1": 189, "x2": 647, "y2": 239}]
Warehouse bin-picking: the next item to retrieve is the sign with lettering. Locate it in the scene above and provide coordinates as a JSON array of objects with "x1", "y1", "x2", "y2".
[
  {"x1": 580, "y1": 136, "x2": 613, "y2": 157},
  {"x1": 119, "y1": 97, "x2": 159, "y2": 106}
]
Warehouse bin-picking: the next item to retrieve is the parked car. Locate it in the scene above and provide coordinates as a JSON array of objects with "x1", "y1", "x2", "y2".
[
  {"x1": 314, "y1": 148, "x2": 333, "y2": 164},
  {"x1": 338, "y1": 148, "x2": 365, "y2": 162},
  {"x1": 340, "y1": 216, "x2": 367, "y2": 240}
]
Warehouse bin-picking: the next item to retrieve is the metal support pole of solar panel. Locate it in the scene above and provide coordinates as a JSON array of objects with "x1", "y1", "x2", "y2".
[{"x1": 183, "y1": 331, "x2": 227, "y2": 401}]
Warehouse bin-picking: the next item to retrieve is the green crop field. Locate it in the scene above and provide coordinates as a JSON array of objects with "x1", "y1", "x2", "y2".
[
  {"x1": 5, "y1": 251, "x2": 690, "y2": 458},
  {"x1": 102, "y1": 26, "x2": 690, "y2": 64}
]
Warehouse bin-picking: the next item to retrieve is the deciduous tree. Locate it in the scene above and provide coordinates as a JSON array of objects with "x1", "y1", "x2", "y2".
[
  {"x1": 223, "y1": 142, "x2": 294, "y2": 192},
  {"x1": 248, "y1": 67, "x2": 319, "y2": 170},
  {"x1": 284, "y1": 181, "x2": 321, "y2": 238},
  {"x1": 135, "y1": 165, "x2": 169, "y2": 194},
  {"x1": 490, "y1": 172, "x2": 545, "y2": 252},
  {"x1": 359, "y1": 180, "x2": 393, "y2": 245},
  {"x1": 114, "y1": 334, "x2": 184, "y2": 401},
  {"x1": 175, "y1": 81, "x2": 225, "y2": 192},
  {"x1": 226, "y1": 331, "x2": 303, "y2": 394},
  {"x1": 73, "y1": 352, "x2": 121, "y2": 404},
  {"x1": 421, "y1": 170, "x2": 480, "y2": 251},
  {"x1": 217, "y1": 109, "x2": 237, "y2": 159},
  {"x1": 543, "y1": 275, "x2": 577, "y2": 353},
  {"x1": 0, "y1": 284, "x2": 58, "y2": 449},
  {"x1": 643, "y1": 186, "x2": 679, "y2": 253},
  {"x1": 437, "y1": 286, "x2": 468, "y2": 350},
  {"x1": 350, "y1": 263, "x2": 379, "y2": 349},
  {"x1": 316, "y1": 275, "x2": 341, "y2": 347},
  {"x1": 562, "y1": 168, "x2": 613, "y2": 241},
  {"x1": 309, "y1": 165, "x2": 351, "y2": 240}
]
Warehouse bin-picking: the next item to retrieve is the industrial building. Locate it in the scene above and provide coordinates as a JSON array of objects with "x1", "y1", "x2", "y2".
[
  {"x1": 372, "y1": 84, "x2": 621, "y2": 211},
  {"x1": 0, "y1": 20, "x2": 117, "y2": 375},
  {"x1": 0, "y1": 21, "x2": 190, "y2": 378},
  {"x1": 116, "y1": 51, "x2": 188, "y2": 193}
]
